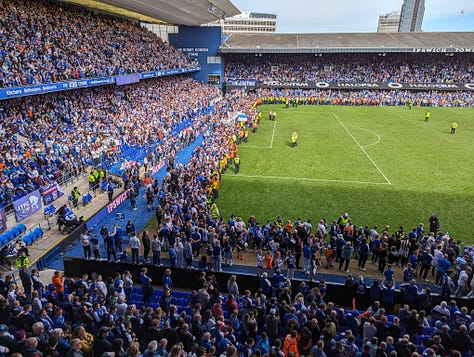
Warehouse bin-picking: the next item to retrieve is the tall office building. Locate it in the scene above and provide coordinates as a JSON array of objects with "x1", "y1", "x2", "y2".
[
  {"x1": 398, "y1": 0, "x2": 425, "y2": 32},
  {"x1": 377, "y1": 11, "x2": 401, "y2": 32}
]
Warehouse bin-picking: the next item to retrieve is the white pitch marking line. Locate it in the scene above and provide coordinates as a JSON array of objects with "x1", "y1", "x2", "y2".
[
  {"x1": 226, "y1": 174, "x2": 390, "y2": 186},
  {"x1": 349, "y1": 126, "x2": 382, "y2": 148},
  {"x1": 269, "y1": 119, "x2": 277, "y2": 148},
  {"x1": 332, "y1": 113, "x2": 392, "y2": 185},
  {"x1": 241, "y1": 145, "x2": 272, "y2": 149}
]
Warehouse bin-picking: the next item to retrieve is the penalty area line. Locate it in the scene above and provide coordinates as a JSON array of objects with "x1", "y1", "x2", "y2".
[{"x1": 225, "y1": 174, "x2": 390, "y2": 186}]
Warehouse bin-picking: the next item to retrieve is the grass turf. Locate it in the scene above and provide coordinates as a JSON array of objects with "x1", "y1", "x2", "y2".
[{"x1": 217, "y1": 105, "x2": 474, "y2": 243}]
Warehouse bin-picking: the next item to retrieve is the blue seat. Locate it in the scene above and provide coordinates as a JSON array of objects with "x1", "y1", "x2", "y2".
[
  {"x1": 34, "y1": 227, "x2": 43, "y2": 239},
  {"x1": 17, "y1": 224, "x2": 26, "y2": 234},
  {"x1": 44, "y1": 205, "x2": 55, "y2": 216},
  {"x1": 22, "y1": 234, "x2": 32, "y2": 246},
  {"x1": 33, "y1": 229, "x2": 41, "y2": 241},
  {"x1": 6, "y1": 230, "x2": 14, "y2": 241},
  {"x1": 173, "y1": 291, "x2": 185, "y2": 298},
  {"x1": 11, "y1": 226, "x2": 20, "y2": 237}
]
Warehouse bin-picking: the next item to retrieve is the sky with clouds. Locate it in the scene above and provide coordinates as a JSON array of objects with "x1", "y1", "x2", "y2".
[{"x1": 230, "y1": 0, "x2": 474, "y2": 33}]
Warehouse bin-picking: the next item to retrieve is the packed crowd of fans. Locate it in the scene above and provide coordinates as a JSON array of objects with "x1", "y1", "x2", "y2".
[
  {"x1": 1, "y1": 261, "x2": 473, "y2": 357},
  {"x1": 0, "y1": 76, "x2": 219, "y2": 207},
  {"x1": 0, "y1": 1, "x2": 472, "y2": 356},
  {"x1": 106, "y1": 118, "x2": 474, "y2": 303},
  {"x1": 0, "y1": 135, "x2": 474, "y2": 357},
  {"x1": 2, "y1": 83, "x2": 471, "y2": 209},
  {"x1": 225, "y1": 54, "x2": 474, "y2": 84},
  {"x1": 252, "y1": 89, "x2": 473, "y2": 107},
  {"x1": 0, "y1": 88, "x2": 473, "y2": 357},
  {"x1": 0, "y1": 0, "x2": 472, "y2": 210},
  {"x1": 0, "y1": 0, "x2": 193, "y2": 88}
]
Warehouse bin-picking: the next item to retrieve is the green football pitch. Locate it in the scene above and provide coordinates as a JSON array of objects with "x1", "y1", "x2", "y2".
[{"x1": 218, "y1": 105, "x2": 474, "y2": 243}]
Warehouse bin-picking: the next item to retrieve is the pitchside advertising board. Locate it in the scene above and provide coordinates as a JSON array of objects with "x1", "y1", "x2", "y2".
[
  {"x1": 13, "y1": 190, "x2": 42, "y2": 222},
  {"x1": 0, "y1": 208, "x2": 6, "y2": 233},
  {"x1": 225, "y1": 80, "x2": 474, "y2": 91},
  {"x1": 5, "y1": 182, "x2": 62, "y2": 223},
  {"x1": 39, "y1": 181, "x2": 63, "y2": 205},
  {"x1": 0, "y1": 68, "x2": 199, "y2": 100},
  {"x1": 85, "y1": 189, "x2": 130, "y2": 231}
]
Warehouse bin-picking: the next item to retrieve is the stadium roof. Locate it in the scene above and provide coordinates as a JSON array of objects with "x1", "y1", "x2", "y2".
[
  {"x1": 63, "y1": 0, "x2": 240, "y2": 25},
  {"x1": 220, "y1": 32, "x2": 474, "y2": 53}
]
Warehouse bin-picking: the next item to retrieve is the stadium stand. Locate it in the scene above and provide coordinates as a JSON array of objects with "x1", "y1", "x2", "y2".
[
  {"x1": 5, "y1": 94, "x2": 473, "y2": 356},
  {"x1": 0, "y1": 0, "x2": 192, "y2": 88},
  {"x1": 0, "y1": 1, "x2": 473, "y2": 356},
  {"x1": 0, "y1": 76, "x2": 219, "y2": 208},
  {"x1": 225, "y1": 53, "x2": 474, "y2": 83}
]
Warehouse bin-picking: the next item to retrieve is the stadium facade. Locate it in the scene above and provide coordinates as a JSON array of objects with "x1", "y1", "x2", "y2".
[
  {"x1": 377, "y1": 11, "x2": 401, "y2": 33},
  {"x1": 205, "y1": 11, "x2": 277, "y2": 34}
]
